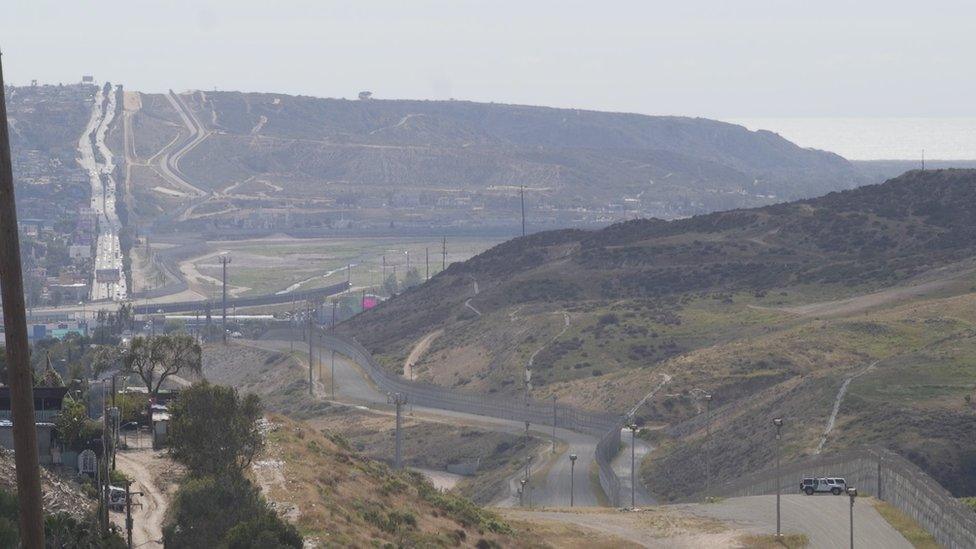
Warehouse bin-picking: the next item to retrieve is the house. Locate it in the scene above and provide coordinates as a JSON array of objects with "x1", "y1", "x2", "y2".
[{"x1": 0, "y1": 387, "x2": 68, "y2": 465}]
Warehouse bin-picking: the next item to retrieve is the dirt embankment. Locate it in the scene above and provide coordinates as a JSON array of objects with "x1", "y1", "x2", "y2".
[{"x1": 0, "y1": 449, "x2": 94, "y2": 519}]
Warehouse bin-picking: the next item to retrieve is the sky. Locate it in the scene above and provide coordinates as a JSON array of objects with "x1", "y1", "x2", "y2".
[{"x1": 2, "y1": 0, "x2": 975, "y2": 120}]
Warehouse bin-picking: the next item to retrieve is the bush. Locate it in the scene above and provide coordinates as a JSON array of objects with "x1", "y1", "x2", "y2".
[
  {"x1": 168, "y1": 382, "x2": 263, "y2": 477},
  {"x1": 163, "y1": 472, "x2": 300, "y2": 549}
]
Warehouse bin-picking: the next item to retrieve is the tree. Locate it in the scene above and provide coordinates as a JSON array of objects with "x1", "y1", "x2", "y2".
[
  {"x1": 54, "y1": 400, "x2": 100, "y2": 452},
  {"x1": 121, "y1": 334, "x2": 202, "y2": 398},
  {"x1": 167, "y1": 382, "x2": 263, "y2": 477},
  {"x1": 383, "y1": 273, "x2": 398, "y2": 296},
  {"x1": 402, "y1": 267, "x2": 423, "y2": 289},
  {"x1": 162, "y1": 472, "x2": 300, "y2": 549}
]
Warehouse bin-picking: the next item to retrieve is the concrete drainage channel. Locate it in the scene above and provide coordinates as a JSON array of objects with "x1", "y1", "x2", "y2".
[{"x1": 318, "y1": 333, "x2": 627, "y2": 507}]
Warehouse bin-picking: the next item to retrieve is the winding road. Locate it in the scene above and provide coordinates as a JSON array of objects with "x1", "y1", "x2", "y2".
[{"x1": 242, "y1": 338, "x2": 606, "y2": 507}]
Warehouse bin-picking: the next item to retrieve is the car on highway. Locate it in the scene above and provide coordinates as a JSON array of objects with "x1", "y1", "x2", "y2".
[{"x1": 800, "y1": 477, "x2": 847, "y2": 495}]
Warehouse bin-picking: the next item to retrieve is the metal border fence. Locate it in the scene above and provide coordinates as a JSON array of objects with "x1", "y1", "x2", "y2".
[
  {"x1": 693, "y1": 447, "x2": 976, "y2": 549},
  {"x1": 319, "y1": 333, "x2": 625, "y2": 506}
]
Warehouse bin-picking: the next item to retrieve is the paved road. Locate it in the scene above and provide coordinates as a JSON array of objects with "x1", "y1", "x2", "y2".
[
  {"x1": 613, "y1": 429, "x2": 656, "y2": 507},
  {"x1": 78, "y1": 83, "x2": 127, "y2": 302},
  {"x1": 683, "y1": 494, "x2": 912, "y2": 548},
  {"x1": 243, "y1": 338, "x2": 604, "y2": 507}
]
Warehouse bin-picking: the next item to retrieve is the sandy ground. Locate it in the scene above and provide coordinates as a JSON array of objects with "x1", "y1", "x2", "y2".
[
  {"x1": 408, "y1": 467, "x2": 464, "y2": 491},
  {"x1": 500, "y1": 507, "x2": 740, "y2": 548},
  {"x1": 113, "y1": 439, "x2": 182, "y2": 549}
]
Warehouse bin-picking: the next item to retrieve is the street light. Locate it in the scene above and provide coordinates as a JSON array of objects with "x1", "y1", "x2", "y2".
[
  {"x1": 628, "y1": 422, "x2": 639, "y2": 509},
  {"x1": 704, "y1": 393, "x2": 713, "y2": 500},
  {"x1": 569, "y1": 454, "x2": 578, "y2": 507},
  {"x1": 773, "y1": 417, "x2": 784, "y2": 538},
  {"x1": 847, "y1": 486, "x2": 858, "y2": 549},
  {"x1": 519, "y1": 478, "x2": 527, "y2": 507}
]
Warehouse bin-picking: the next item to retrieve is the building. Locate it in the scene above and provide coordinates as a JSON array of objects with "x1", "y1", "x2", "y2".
[
  {"x1": 0, "y1": 386, "x2": 66, "y2": 464},
  {"x1": 69, "y1": 244, "x2": 91, "y2": 260}
]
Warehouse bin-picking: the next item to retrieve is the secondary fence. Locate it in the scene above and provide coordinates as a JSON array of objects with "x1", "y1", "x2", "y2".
[
  {"x1": 696, "y1": 446, "x2": 976, "y2": 549},
  {"x1": 318, "y1": 333, "x2": 626, "y2": 506}
]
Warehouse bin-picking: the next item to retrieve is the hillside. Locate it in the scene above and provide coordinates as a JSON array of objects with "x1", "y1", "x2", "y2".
[
  {"x1": 121, "y1": 90, "x2": 861, "y2": 232},
  {"x1": 341, "y1": 169, "x2": 976, "y2": 498}
]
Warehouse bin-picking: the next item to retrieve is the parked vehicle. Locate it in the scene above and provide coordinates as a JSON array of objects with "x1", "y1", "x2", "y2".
[
  {"x1": 108, "y1": 485, "x2": 127, "y2": 511},
  {"x1": 800, "y1": 477, "x2": 847, "y2": 495}
]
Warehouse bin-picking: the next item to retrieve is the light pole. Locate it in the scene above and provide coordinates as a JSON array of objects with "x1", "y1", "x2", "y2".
[
  {"x1": 388, "y1": 392, "x2": 407, "y2": 469},
  {"x1": 628, "y1": 422, "x2": 639, "y2": 508},
  {"x1": 551, "y1": 395, "x2": 557, "y2": 454},
  {"x1": 773, "y1": 417, "x2": 784, "y2": 538},
  {"x1": 569, "y1": 454, "x2": 577, "y2": 507},
  {"x1": 847, "y1": 486, "x2": 857, "y2": 548},
  {"x1": 519, "y1": 478, "x2": 527, "y2": 507},
  {"x1": 704, "y1": 393, "x2": 712, "y2": 499}
]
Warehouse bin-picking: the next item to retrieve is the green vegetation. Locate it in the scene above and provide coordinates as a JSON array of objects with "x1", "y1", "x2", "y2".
[
  {"x1": 345, "y1": 170, "x2": 976, "y2": 500},
  {"x1": 0, "y1": 488, "x2": 124, "y2": 548},
  {"x1": 738, "y1": 533, "x2": 808, "y2": 548},
  {"x1": 164, "y1": 384, "x2": 300, "y2": 548},
  {"x1": 168, "y1": 382, "x2": 263, "y2": 477},
  {"x1": 163, "y1": 473, "x2": 301, "y2": 549},
  {"x1": 118, "y1": 334, "x2": 202, "y2": 397},
  {"x1": 873, "y1": 500, "x2": 939, "y2": 548}
]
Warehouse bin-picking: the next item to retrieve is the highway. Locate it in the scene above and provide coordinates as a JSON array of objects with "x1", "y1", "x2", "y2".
[
  {"x1": 245, "y1": 338, "x2": 604, "y2": 508},
  {"x1": 78, "y1": 83, "x2": 127, "y2": 302}
]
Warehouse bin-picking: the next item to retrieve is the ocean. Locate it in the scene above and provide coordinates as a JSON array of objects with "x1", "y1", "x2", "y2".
[{"x1": 724, "y1": 117, "x2": 976, "y2": 161}]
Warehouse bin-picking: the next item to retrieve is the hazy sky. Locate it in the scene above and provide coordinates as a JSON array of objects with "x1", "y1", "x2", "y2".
[{"x1": 2, "y1": 0, "x2": 975, "y2": 118}]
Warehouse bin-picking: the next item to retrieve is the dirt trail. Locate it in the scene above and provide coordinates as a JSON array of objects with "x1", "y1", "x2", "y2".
[
  {"x1": 403, "y1": 329, "x2": 443, "y2": 380},
  {"x1": 817, "y1": 361, "x2": 878, "y2": 454},
  {"x1": 758, "y1": 262, "x2": 976, "y2": 318},
  {"x1": 114, "y1": 448, "x2": 173, "y2": 548}
]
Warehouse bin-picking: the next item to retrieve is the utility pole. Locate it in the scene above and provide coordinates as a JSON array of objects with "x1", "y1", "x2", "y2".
[
  {"x1": 307, "y1": 301, "x2": 313, "y2": 396},
  {"x1": 704, "y1": 393, "x2": 713, "y2": 499},
  {"x1": 219, "y1": 254, "x2": 231, "y2": 344},
  {"x1": 389, "y1": 392, "x2": 407, "y2": 469},
  {"x1": 442, "y1": 237, "x2": 446, "y2": 271},
  {"x1": 921, "y1": 149, "x2": 926, "y2": 171},
  {"x1": 125, "y1": 480, "x2": 143, "y2": 549},
  {"x1": 628, "y1": 422, "x2": 639, "y2": 509},
  {"x1": 773, "y1": 417, "x2": 784, "y2": 538},
  {"x1": 520, "y1": 185, "x2": 526, "y2": 236},
  {"x1": 551, "y1": 395, "x2": 557, "y2": 453},
  {"x1": 382, "y1": 255, "x2": 386, "y2": 281},
  {"x1": 0, "y1": 51, "x2": 46, "y2": 549},
  {"x1": 425, "y1": 247, "x2": 429, "y2": 280},
  {"x1": 331, "y1": 298, "x2": 338, "y2": 399}
]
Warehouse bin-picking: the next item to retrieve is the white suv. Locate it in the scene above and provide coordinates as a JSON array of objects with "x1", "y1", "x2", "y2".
[{"x1": 800, "y1": 477, "x2": 847, "y2": 495}]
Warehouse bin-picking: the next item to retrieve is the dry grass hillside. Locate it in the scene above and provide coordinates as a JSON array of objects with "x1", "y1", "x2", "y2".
[
  {"x1": 341, "y1": 169, "x2": 976, "y2": 499},
  {"x1": 119, "y1": 89, "x2": 862, "y2": 230}
]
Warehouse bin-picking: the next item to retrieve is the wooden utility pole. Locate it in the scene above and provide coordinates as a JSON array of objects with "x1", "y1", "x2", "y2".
[
  {"x1": 0, "y1": 51, "x2": 46, "y2": 548},
  {"x1": 425, "y1": 247, "x2": 429, "y2": 280}
]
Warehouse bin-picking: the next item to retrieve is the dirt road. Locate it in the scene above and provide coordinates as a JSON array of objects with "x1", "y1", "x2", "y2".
[{"x1": 114, "y1": 447, "x2": 174, "y2": 548}]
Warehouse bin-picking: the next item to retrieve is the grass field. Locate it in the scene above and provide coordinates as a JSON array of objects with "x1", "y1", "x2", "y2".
[{"x1": 192, "y1": 236, "x2": 503, "y2": 297}]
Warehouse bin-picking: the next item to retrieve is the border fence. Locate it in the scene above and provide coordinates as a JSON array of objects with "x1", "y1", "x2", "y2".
[
  {"x1": 694, "y1": 447, "x2": 976, "y2": 549},
  {"x1": 319, "y1": 333, "x2": 626, "y2": 506}
]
